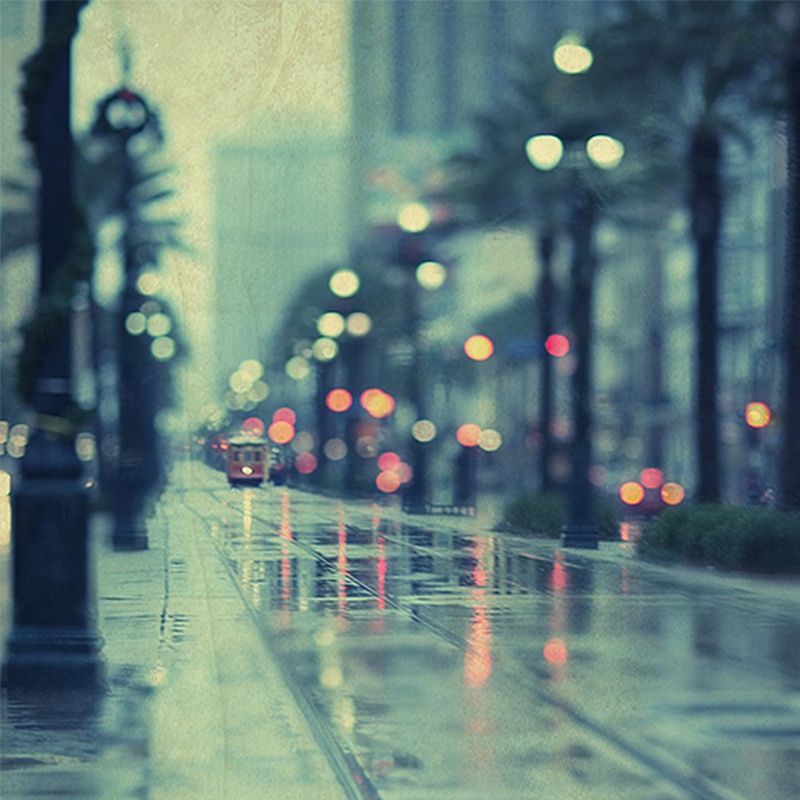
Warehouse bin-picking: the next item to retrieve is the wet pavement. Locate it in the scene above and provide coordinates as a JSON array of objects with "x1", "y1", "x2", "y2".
[{"x1": 3, "y1": 459, "x2": 800, "y2": 799}]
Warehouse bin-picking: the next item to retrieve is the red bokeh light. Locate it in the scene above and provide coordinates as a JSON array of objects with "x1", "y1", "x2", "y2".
[
  {"x1": 326, "y1": 389, "x2": 353, "y2": 413},
  {"x1": 295, "y1": 452, "x2": 318, "y2": 474},
  {"x1": 378, "y1": 452, "x2": 401, "y2": 471},
  {"x1": 242, "y1": 417, "x2": 265, "y2": 437},
  {"x1": 273, "y1": 407, "x2": 297, "y2": 425},
  {"x1": 545, "y1": 334, "x2": 570, "y2": 357},
  {"x1": 640, "y1": 468, "x2": 664, "y2": 489},
  {"x1": 456, "y1": 423, "x2": 482, "y2": 447}
]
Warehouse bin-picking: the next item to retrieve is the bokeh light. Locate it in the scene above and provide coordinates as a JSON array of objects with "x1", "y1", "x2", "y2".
[
  {"x1": 640, "y1": 468, "x2": 664, "y2": 489},
  {"x1": 268, "y1": 420, "x2": 295, "y2": 445},
  {"x1": 553, "y1": 34, "x2": 593, "y2": 74},
  {"x1": 661, "y1": 482, "x2": 685, "y2": 506},
  {"x1": 360, "y1": 388, "x2": 395, "y2": 419},
  {"x1": 242, "y1": 417, "x2": 265, "y2": 437},
  {"x1": 620, "y1": 481, "x2": 645, "y2": 505},
  {"x1": 478, "y1": 428, "x2": 503, "y2": 452},
  {"x1": 125, "y1": 311, "x2": 147, "y2": 335},
  {"x1": 286, "y1": 356, "x2": 311, "y2": 380},
  {"x1": 378, "y1": 452, "x2": 401, "y2": 471},
  {"x1": 586, "y1": 135, "x2": 625, "y2": 170},
  {"x1": 75, "y1": 432, "x2": 96, "y2": 462},
  {"x1": 397, "y1": 202, "x2": 431, "y2": 233},
  {"x1": 376, "y1": 470, "x2": 402, "y2": 493},
  {"x1": 151, "y1": 336, "x2": 176, "y2": 360},
  {"x1": 248, "y1": 381, "x2": 269, "y2": 403},
  {"x1": 456, "y1": 423, "x2": 482, "y2": 448},
  {"x1": 545, "y1": 334, "x2": 570, "y2": 357},
  {"x1": 395, "y1": 462, "x2": 413, "y2": 483},
  {"x1": 329, "y1": 268, "x2": 360, "y2": 298},
  {"x1": 589, "y1": 464, "x2": 608, "y2": 487},
  {"x1": 291, "y1": 431, "x2": 315, "y2": 454},
  {"x1": 411, "y1": 419, "x2": 437, "y2": 443},
  {"x1": 745, "y1": 401, "x2": 771, "y2": 428},
  {"x1": 146, "y1": 312, "x2": 172, "y2": 337},
  {"x1": 295, "y1": 452, "x2": 318, "y2": 474},
  {"x1": 543, "y1": 637, "x2": 569, "y2": 665},
  {"x1": 346, "y1": 312, "x2": 372, "y2": 337},
  {"x1": 525, "y1": 134, "x2": 564, "y2": 171},
  {"x1": 416, "y1": 260, "x2": 446, "y2": 290},
  {"x1": 464, "y1": 334, "x2": 494, "y2": 361},
  {"x1": 324, "y1": 438, "x2": 347, "y2": 461},
  {"x1": 273, "y1": 407, "x2": 297, "y2": 425},
  {"x1": 317, "y1": 312, "x2": 346, "y2": 338},
  {"x1": 136, "y1": 271, "x2": 160, "y2": 295},
  {"x1": 312, "y1": 337, "x2": 338, "y2": 362},
  {"x1": 326, "y1": 389, "x2": 353, "y2": 413}
]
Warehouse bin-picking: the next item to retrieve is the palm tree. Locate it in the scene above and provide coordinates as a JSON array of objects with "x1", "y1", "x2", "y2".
[
  {"x1": 591, "y1": 1, "x2": 779, "y2": 503},
  {"x1": 439, "y1": 105, "x2": 565, "y2": 493}
]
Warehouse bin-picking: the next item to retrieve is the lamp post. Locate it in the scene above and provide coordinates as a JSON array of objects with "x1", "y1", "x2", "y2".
[
  {"x1": 525, "y1": 133, "x2": 624, "y2": 549},
  {"x1": 2, "y1": 0, "x2": 103, "y2": 690},
  {"x1": 394, "y1": 205, "x2": 450, "y2": 509},
  {"x1": 91, "y1": 86, "x2": 163, "y2": 550}
]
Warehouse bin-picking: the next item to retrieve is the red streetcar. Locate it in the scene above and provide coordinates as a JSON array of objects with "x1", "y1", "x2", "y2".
[{"x1": 226, "y1": 435, "x2": 268, "y2": 486}]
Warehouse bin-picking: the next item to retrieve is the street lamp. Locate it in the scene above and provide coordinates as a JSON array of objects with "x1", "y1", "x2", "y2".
[{"x1": 526, "y1": 129, "x2": 624, "y2": 549}]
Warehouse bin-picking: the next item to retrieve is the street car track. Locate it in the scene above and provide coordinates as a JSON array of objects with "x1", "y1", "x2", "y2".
[{"x1": 182, "y1": 484, "x2": 750, "y2": 800}]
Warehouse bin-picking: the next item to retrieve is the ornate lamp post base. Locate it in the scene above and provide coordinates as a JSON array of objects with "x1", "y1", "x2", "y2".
[
  {"x1": 2, "y1": 627, "x2": 105, "y2": 691},
  {"x1": 2, "y1": 443, "x2": 105, "y2": 691},
  {"x1": 560, "y1": 522, "x2": 599, "y2": 549}
]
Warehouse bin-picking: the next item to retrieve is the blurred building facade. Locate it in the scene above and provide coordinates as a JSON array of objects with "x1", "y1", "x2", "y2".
[{"x1": 211, "y1": 120, "x2": 351, "y2": 391}]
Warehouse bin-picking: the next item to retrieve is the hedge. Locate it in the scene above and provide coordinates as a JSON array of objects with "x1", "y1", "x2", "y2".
[
  {"x1": 638, "y1": 504, "x2": 800, "y2": 573},
  {"x1": 497, "y1": 490, "x2": 619, "y2": 539}
]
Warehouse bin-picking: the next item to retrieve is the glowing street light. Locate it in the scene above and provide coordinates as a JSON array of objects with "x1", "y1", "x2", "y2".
[
  {"x1": 553, "y1": 34, "x2": 593, "y2": 74},
  {"x1": 397, "y1": 202, "x2": 431, "y2": 233},
  {"x1": 525, "y1": 134, "x2": 564, "y2": 171}
]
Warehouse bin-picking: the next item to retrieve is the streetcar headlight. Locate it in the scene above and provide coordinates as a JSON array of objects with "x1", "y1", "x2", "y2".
[{"x1": 242, "y1": 466, "x2": 253, "y2": 475}]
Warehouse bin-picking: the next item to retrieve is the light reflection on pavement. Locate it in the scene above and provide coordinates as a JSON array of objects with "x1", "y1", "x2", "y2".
[{"x1": 179, "y1": 468, "x2": 800, "y2": 800}]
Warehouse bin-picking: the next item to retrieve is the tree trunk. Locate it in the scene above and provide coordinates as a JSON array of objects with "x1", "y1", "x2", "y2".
[
  {"x1": 689, "y1": 123, "x2": 722, "y2": 503},
  {"x1": 780, "y1": 53, "x2": 800, "y2": 511}
]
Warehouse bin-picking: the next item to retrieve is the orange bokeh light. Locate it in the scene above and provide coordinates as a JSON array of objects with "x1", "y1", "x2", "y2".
[
  {"x1": 745, "y1": 401, "x2": 771, "y2": 429},
  {"x1": 360, "y1": 388, "x2": 395, "y2": 419},
  {"x1": 661, "y1": 481, "x2": 685, "y2": 505},
  {"x1": 640, "y1": 468, "x2": 664, "y2": 489},
  {"x1": 268, "y1": 420, "x2": 295, "y2": 444},
  {"x1": 273, "y1": 407, "x2": 297, "y2": 425},
  {"x1": 620, "y1": 481, "x2": 645, "y2": 505},
  {"x1": 543, "y1": 637, "x2": 568, "y2": 665},
  {"x1": 326, "y1": 388, "x2": 353, "y2": 413},
  {"x1": 456, "y1": 423, "x2": 482, "y2": 447},
  {"x1": 464, "y1": 334, "x2": 494, "y2": 361},
  {"x1": 376, "y1": 470, "x2": 402, "y2": 493},
  {"x1": 545, "y1": 334, "x2": 570, "y2": 357}
]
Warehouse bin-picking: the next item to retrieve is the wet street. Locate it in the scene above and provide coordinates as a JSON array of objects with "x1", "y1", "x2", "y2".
[
  {"x1": 2, "y1": 460, "x2": 800, "y2": 799},
  {"x1": 174, "y1": 462, "x2": 800, "y2": 800}
]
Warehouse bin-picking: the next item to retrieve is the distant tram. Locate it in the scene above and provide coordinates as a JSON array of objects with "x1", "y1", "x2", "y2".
[{"x1": 226, "y1": 435, "x2": 268, "y2": 486}]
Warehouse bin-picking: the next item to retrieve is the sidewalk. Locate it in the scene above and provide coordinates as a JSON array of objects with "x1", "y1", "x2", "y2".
[{"x1": 1, "y1": 481, "x2": 351, "y2": 800}]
